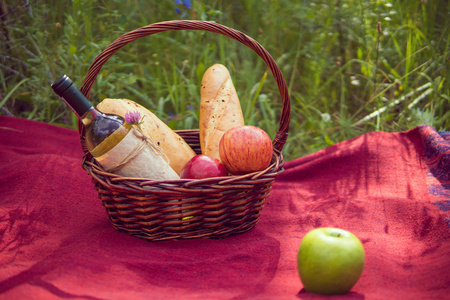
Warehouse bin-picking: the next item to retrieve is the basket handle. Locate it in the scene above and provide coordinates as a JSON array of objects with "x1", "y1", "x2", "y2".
[{"x1": 80, "y1": 20, "x2": 290, "y2": 152}]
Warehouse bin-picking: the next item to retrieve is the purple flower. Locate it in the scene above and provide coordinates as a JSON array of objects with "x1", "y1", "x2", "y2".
[
  {"x1": 182, "y1": 0, "x2": 191, "y2": 9},
  {"x1": 174, "y1": 0, "x2": 191, "y2": 17},
  {"x1": 125, "y1": 111, "x2": 142, "y2": 125}
]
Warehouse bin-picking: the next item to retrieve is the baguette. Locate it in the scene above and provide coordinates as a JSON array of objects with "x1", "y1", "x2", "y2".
[
  {"x1": 199, "y1": 64, "x2": 245, "y2": 161},
  {"x1": 97, "y1": 98, "x2": 196, "y2": 175}
]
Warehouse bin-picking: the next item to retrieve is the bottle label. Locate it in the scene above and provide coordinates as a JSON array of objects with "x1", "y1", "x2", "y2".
[{"x1": 95, "y1": 127, "x2": 180, "y2": 180}]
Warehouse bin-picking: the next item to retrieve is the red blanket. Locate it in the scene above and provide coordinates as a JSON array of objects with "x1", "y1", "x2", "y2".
[{"x1": 1, "y1": 116, "x2": 449, "y2": 299}]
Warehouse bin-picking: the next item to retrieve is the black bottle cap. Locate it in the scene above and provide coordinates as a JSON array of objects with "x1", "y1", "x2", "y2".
[{"x1": 51, "y1": 75, "x2": 93, "y2": 117}]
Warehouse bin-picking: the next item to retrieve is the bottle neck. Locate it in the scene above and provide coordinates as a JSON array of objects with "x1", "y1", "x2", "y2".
[{"x1": 51, "y1": 75, "x2": 93, "y2": 118}]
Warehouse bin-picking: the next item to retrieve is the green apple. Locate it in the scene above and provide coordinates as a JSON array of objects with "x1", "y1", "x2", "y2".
[{"x1": 297, "y1": 227, "x2": 365, "y2": 295}]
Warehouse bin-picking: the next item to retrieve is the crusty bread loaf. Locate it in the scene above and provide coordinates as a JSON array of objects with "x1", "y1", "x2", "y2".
[
  {"x1": 97, "y1": 98, "x2": 196, "y2": 175},
  {"x1": 199, "y1": 64, "x2": 245, "y2": 161}
]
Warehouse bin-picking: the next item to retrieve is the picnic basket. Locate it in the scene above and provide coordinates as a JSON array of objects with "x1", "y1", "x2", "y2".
[{"x1": 78, "y1": 20, "x2": 291, "y2": 241}]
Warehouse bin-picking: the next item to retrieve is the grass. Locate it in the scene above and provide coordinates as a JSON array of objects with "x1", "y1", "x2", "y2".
[{"x1": 1, "y1": 0, "x2": 448, "y2": 161}]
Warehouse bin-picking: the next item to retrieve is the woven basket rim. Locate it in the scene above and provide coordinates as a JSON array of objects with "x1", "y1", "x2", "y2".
[{"x1": 82, "y1": 139, "x2": 285, "y2": 189}]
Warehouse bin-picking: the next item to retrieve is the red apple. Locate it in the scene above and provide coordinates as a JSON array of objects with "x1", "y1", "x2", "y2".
[
  {"x1": 219, "y1": 125, "x2": 273, "y2": 175},
  {"x1": 180, "y1": 154, "x2": 228, "y2": 179}
]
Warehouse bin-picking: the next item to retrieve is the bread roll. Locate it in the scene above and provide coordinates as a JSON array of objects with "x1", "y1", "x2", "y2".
[{"x1": 199, "y1": 64, "x2": 245, "y2": 161}]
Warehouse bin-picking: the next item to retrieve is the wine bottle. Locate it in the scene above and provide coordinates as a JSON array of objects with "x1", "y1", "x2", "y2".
[
  {"x1": 51, "y1": 75, "x2": 130, "y2": 157},
  {"x1": 51, "y1": 75, "x2": 179, "y2": 180}
]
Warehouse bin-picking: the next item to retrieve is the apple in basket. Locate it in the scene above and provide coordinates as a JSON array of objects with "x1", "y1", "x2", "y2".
[
  {"x1": 219, "y1": 125, "x2": 273, "y2": 175},
  {"x1": 180, "y1": 154, "x2": 228, "y2": 179},
  {"x1": 297, "y1": 227, "x2": 365, "y2": 295}
]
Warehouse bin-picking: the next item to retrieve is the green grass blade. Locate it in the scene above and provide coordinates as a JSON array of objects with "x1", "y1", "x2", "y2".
[{"x1": 0, "y1": 78, "x2": 29, "y2": 110}]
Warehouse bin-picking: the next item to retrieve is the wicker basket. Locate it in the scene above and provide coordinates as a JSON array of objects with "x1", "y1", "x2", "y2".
[{"x1": 78, "y1": 20, "x2": 291, "y2": 241}]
